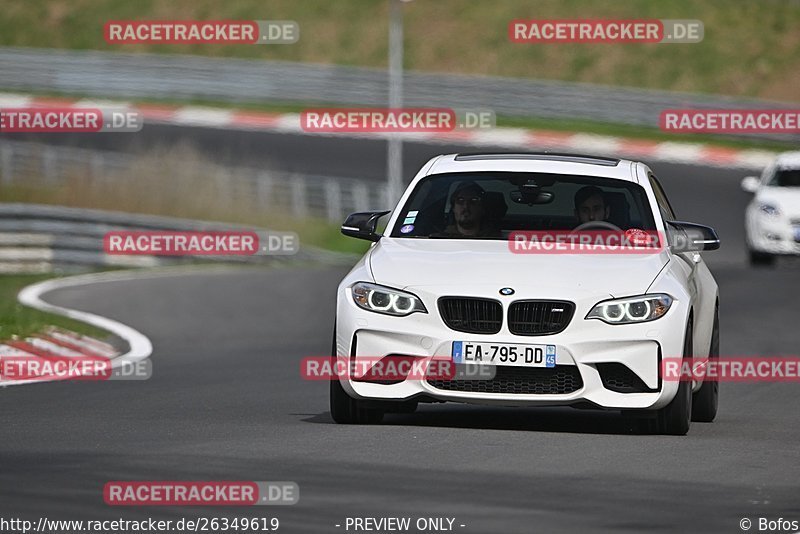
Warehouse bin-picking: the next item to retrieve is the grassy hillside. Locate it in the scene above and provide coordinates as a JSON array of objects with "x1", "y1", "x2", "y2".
[{"x1": 2, "y1": 0, "x2": 799, "y2": 101}]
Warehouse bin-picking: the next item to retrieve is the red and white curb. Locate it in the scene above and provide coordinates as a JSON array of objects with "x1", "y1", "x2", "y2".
[
  {"x1": 1, "y1": 271, "x2": 154, "y2": 386},
  {"x1": 0, "y1": 92, "x2": 778, "y2": 170},
  {"x1": 0, "y1": 327, "x2": 120, "y2": 384}
]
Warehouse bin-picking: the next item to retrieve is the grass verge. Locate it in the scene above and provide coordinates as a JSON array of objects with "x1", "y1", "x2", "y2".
[
  {"x1": 0, "y1": 274, "x2": 110, "y2": 340},
  {"x1": 2, "y1": 0, "x2": 800, "y2": 102}
]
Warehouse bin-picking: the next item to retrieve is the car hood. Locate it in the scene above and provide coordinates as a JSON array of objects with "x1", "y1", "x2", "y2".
[
  {"x1": 369, "y1": 238, "x2": 669, "y2": 298},
  {"x1": 757, "y1": 187, "x2": 800, "y2": 219}
]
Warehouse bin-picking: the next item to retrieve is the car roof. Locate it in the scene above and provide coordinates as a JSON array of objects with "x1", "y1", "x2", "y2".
[
  {"x1": 426, "y1": 153, "x2": 639, "y2": 182},
  {"x1": 775, "y1": 151, "x2": 800, "y2": 169}
]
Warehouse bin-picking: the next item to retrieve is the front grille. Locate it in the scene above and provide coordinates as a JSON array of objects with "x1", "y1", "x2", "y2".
[
  {"x1": 438, "y1": 297, "x2": 502, "y2": 334},
  {"x1": 428, "y1": 364, "x2": 582, "y2": 395},
  {"x1": 508, "y1": 300, "x2": 575, "y2": 336},
  {"x1": 596, "y1": 363, "x2": 657, "y2": 393}
]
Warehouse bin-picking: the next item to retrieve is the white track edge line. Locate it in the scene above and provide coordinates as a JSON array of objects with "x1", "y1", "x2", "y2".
[{"x1": 7, "y1": 270, "x2": 156, "y2": 387}]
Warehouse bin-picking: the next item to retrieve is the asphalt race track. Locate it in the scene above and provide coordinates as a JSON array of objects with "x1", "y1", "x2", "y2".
[{"x1": 1, "y1": 134, "x2": 799, "y2": 533}]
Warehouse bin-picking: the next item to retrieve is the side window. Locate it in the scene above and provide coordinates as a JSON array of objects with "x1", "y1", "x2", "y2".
[{"x1": 648, "y1": 173, "x2": 676, "y2": 221}]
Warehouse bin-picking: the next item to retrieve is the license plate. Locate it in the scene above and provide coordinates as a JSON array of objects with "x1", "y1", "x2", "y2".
[{"x1": 452, "y1": 341, "x2": 555, "y2": 368}]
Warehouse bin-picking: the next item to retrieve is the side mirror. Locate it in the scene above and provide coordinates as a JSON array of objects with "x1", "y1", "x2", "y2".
[
  {"x1": 741, "y1": 176, "x2": 760, "y2": 193},
  {"x1": 341, "y1": 211, "x2": 390, "y2": 242},
  {"x1": 667, "y1": 221, "x2": 720, "y2": 253}
]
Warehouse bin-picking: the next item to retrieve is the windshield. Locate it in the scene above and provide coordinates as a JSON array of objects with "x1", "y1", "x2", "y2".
[
  {"x1": 767, "y1": 169, "x2": 800, "y2": 187},
  {"x1": 390, "y1": 172, "x2": 657, "y2": 240}
]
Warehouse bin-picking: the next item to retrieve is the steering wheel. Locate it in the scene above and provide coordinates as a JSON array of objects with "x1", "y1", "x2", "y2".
[{"x1": 571, "y1": 220, "x2": 622, "y2": 232}]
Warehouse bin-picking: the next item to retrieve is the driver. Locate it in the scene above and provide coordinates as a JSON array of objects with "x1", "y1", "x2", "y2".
[
  {"x1": 574, "y1": 186, "x2": 610, "y2": 225},
  {"x1": 438, "y1": 181, "x2": 498, "y2": 237}
]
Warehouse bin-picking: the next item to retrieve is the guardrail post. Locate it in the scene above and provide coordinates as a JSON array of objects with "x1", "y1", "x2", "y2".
[
  {"x1": 353, "y1": 182, "x2": 369, "y2": 212},
  {"x1": 256, "y1": 171, "x2": 274, "y2": 208},
  {"x1": 216, "y1": 167, "x2": 234, "y2": 209},
  {"x1": 0, "y1": 144, "x2": 12, "y2": 184},
  {"x1": 380, "y1": 184, "x2": 392, "y2": 211},
  {"x1": 42, "y1": 146, "x2": 57, "y2": 183},
  {"x1": 90, "y1": 152, "x2": 105, "y2": 182},
  {"x1": 291, "y1": 177, "x2": 308, "y2": 218},
  {"x1": 325, "y1": 179, "x2": 342, "y2": 222}
]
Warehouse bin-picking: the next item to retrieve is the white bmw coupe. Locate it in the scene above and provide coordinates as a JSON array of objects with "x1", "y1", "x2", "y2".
[
  {"x1": 741, "y1": 151, "x2": 800, "y2": 266},
  {"x1": 332, "y1": 153, "x2": 720, "y2": 435}
]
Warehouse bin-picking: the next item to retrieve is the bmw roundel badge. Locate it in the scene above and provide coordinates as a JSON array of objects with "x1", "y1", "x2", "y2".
[{"x1": 499, "y1": 287, "x2": 515, "y2": 296}]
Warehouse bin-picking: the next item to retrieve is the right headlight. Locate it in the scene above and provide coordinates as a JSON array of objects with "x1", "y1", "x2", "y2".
[
  {"x1": 350, "y1": 282, "x2": 427, "y2": 317},
  {"x1": 586, "y1": 294, "x2": 673, "y2": 325}
]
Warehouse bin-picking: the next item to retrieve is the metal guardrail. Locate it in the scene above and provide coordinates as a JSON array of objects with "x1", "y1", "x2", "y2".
[
  {"x1": 0, "y1": 203, "x2": 357, "y2": 274},
  {"x1": 0, "y1": 139, "x2": 377, "y2": 273},
  {"x1": 1, "y1": 46, "x2": 797, "y2": 141},
  {"x1": 0, "y1": 140, "x2": 388, "y2": 224}
]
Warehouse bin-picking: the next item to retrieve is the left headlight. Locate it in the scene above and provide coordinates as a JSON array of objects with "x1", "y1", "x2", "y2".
[
  {"x1": 586, "y1": 294, "x2": 673, "y2": 325},
  {"x1": 350, "y1": 282, "x2": 427, "y2": 317},
  {"x1": 759, "y1": 203, "x2": 781, "y2": 217}
]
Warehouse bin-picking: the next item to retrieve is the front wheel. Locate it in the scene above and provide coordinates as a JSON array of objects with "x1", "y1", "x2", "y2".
[
  {"x1": 748, "y1": 248, "x2": 775, "y2": 267},
  {"x1": 654, "y1": 320, "x2": 694, "y2": 435},
  {"x1": 329, "y1": 324, "x2": 384, "y2": 424},
  {"x1": 691, "y1": 307, "x2": 719, "y2": 422},
  {"x1": 330, "y1": 378, "x2": 384, "y2": 424}
]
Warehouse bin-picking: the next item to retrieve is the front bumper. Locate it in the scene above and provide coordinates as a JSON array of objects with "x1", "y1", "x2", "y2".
[
  {"x1": 335, "y1": 288, "x2": 689, "y2": 411},
  {"x1": 747, "y1": 215, "x2": 800, "y2": 255}
]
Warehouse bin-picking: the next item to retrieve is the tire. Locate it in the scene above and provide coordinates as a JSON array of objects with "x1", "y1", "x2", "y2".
[
  {"x1": 330, "y1": 378, "x2": 385, "y2": 424},
  {"x1": 749, "y1": 249, "x2": 775, "y2": 267},
  {"x1": 328, "y1": 324, "x2": 384, "y2": 425},
  {"x1": 692, "y1": 307, "x2": 719, "y2": 422},
  {"x1": 655, "y1": 320, "x2": 693, "y2": 435}
]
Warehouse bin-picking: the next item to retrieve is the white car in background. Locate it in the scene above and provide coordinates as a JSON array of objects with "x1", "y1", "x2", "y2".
[
  {"x1": 742, "y1": 151, "x2": 800, "y2": 266},
  {"x1": 332, "y1": 153, "x2": 721, "y2": 435}
]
